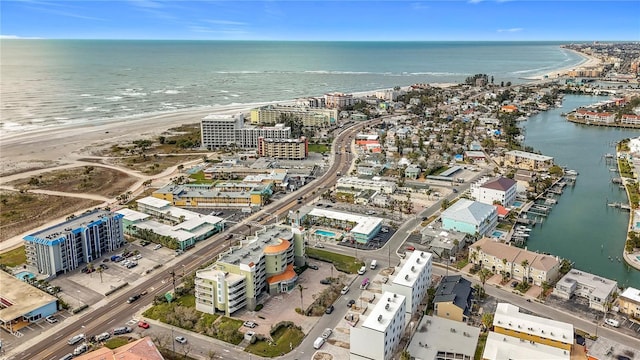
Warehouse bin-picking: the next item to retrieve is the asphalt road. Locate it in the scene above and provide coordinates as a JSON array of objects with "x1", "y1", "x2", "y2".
[{"x1": 10, "y1": 117, "x2": 381, "y2": 360}]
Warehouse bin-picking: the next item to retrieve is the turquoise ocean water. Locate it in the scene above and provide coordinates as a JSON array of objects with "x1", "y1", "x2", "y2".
[{"x1": 0, "y1": 40, "x2": 587, "y2": 135}]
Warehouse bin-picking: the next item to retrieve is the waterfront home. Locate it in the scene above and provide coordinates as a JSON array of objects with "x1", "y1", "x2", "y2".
[
  {"x1": 574, "y1": 109, "x2": 616, "y2": 124},
  {"x1": 441, "y1": 199, "x2": 498, "y2": 237},
  {"x1": 617, "y1": 287, "x2": 640, "y2": 319},
  {"x1": 504, "y1": 150, "x2": 554, "y2": 171},
  {"x1": 406, "y1": 315, "x2": 479, "y2": 360},
  {"x1": 471, "y1": 176, "x2": 518, "y2": 207},
  {"x1": 469, "y1": 237, "x2": 562, "y2": 286},
  {"x1": 553, "y1": 269, "x2": 618, "y2": 312}
]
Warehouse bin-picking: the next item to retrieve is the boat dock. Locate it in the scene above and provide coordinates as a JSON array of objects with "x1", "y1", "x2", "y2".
[{"x1": 607, "y1": 202, "x2": 631, "y2": 211}]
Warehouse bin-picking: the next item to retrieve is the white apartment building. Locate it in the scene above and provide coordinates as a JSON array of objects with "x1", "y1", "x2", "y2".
[
  {"x1": 383, "y1": 251, "x2": 432, "y2": 315},
  {"x1": 235, "y1": 124, "x2": 291, "y2": 149},
  {"x1": 470, "y1": 177, "x2": 517, "y2": 206},
  {"x1": 553, "y1": 269, "x2": 618, "y2": 312},
  {"x1": 336, "y1": 176, "x2": 397, "y2": 194},
  {"x1": 201, "y1": 113, "x2": 245, "y2": 149},
  {"x1": 483, "y1": 302, "x2": 573, "y2": 359},
  {"x1": 200, "y1": 113, "x2": 291, "y2": 149},
  {"x1": 504, "y1": 150, "x2": 554, "y2": 171},
  {"x1": 441, "y1": 199, "x2": 498, "y2": 237},
  {"x1": 350, "y1": 292, "x2": 406, "y2": 360}
]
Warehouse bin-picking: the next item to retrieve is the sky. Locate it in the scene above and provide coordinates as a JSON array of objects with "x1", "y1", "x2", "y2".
[{"x1": 1, "y1": 0, "x2": 639, "y2": 41}]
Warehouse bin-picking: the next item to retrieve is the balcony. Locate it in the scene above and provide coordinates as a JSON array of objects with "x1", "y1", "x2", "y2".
[{"x1": 228, "y1": 299, "x2": 247, "y2": 314}]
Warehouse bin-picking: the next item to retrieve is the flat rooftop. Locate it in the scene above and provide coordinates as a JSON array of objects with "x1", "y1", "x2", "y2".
[
  {"x1": 483, "y1": 332, "x2": 569, "y2": 360},
  {"x1": 556, "y1": 269, "x2": 618, "y2": 299},
  {"x1": 0, "y1": 271, "x2": 57, "y2": 322},
  {"x1": 392, "y1": 251, "x2": 432, "y2": 288},
  {"x1": 505, "y1": 150, "x2": 553, "y2": 161},
  {"x1": 493, "y1": 303, "x2": 573, "y2": 346},
  {"x1": 407, "y1": 315, "x2": 479, "y2": 360},
  {"x1": 307, "y1": 208, "x2": 382, "y2": 237},
  {"x1": 218, "y1": 225, "x2": 293, "y2": 267},
  {"x1": 360, "y1": 291, "x2": 406, "y2": 333},
  {"x1": 24, "y1": 209, "x2": 119, "y2": 246},
  {"x1": 620, "y1": 286, "x2": 640, "y2": 303}
]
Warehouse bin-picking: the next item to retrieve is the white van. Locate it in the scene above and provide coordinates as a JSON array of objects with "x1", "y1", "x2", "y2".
[
  {"x1": 313, "y1": 336, "x2": 326, "y2": 349},
  {"x1": 96, "y1": 332, "x2": 111, "y2": 341},
  {"x1": 370, "y1": 260, "x2": 377, "y2": 270},
  {"x1": 67, "y1": 333, "x2": 85, "y2": 345},
  {"x1": 357, "y1": 266, "x2": 366, "y2": 275},
  {"x1": 605, "y1": 318, "x2": 620, "y2": 327}
]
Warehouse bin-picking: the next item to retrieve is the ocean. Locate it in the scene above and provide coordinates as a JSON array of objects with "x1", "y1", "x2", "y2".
[{"x1": 0, "y1": 40, "x2": 587, "y2": 136}]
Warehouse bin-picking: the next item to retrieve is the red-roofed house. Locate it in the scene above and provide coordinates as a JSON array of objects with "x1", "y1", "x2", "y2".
[
  {"x1": 494, "y1": 204, "x2": 510, "y2": 218},
  {"x1": 575, "y1": 109, "x2": 615, "y2": 124},
  {"x1": 74, "y1": 336, "x2": 164, "y2": 360},
  {"x1": 471, "y1": 177, "x2": 517, "y2": 206},
  {"x1": 621, "y1": 114, "x2": 640, "y2": 125}
]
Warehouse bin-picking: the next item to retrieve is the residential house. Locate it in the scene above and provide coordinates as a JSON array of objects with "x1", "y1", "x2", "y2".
[
  {"x1": 441, "y1": 199, "x2": 498, "y2": 237},
  {"x1": 471, "y1": 177, "x2": 517, "y2": 207},
  {"x1": 433, "y1": 275, "x2": 473, "y2": 323},
  {"x1": 617, "y1": 287, "x2": 640, "y2": 319},
  {"x1": 553, "y1": 269, "x2": 618, "y2": 312},
  {"x1": 504, "y1": 150, "x2": 554, "y2": 171}
]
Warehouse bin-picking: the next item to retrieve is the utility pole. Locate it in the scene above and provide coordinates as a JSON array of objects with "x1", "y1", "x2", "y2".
[
  {"x1": 169, "y1": 270, "x2": 177, "y2": 296},
  {"x1": 388, "y1": 245, "x2": 391, "y2": 267}
]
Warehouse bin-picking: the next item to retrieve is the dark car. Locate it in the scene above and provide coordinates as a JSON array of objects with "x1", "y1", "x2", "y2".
[
  {"x1": 325, "y1": 305, "x2": 334, "y2": 314},
  {"x1": 127, "y1": 294, "x2": 141, "y2": 304},
  {"x1": 320, "y1": 278, "x2": 331, "y2": 285},
  {"x1": 510, "y1": 281, "x2": 519, "y2": 288},
  {"x1": 347, "y1": 299, "x2": 355, "y2": 308}
]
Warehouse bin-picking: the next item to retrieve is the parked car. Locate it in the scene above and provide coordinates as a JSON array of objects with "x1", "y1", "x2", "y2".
[
  {"x1": 308, "y1": 264, "x2": 319, "y2": 270},
  {"x1": 45, "y1": 315, "x2": 58, "y2": 324},
  {"x1": 321, "y1": 328, "x2": 333, "y2": 339},
  {"x1": 347, "y1": 299, "x2": 355, "y2": 308},
  {"x1": 138, "y1": 321, "x2": 150, "y2": 329},
  {"x1": 175, "y1": 336, "x2": 187, "y2": 344},
  {"x1": 95, "y1": 332, "x2": 111, "y2": 342},
  {"x1": 140, "y1": 240, "x2": 150, "y2": 246},
  {"x1": 325, "y1": 305, "x2": 334, "y2": 314},
  {"x1": 314, "y1": 243, "x2": 325, "y2": 248},
  {"x1": 320, "y1": 278, "x2": 331, "y2": 285},
  {"x1": 73, "y1": 343, "x2": 88, "y2": 356},
  {"x1": 406, "y1": 246, "x2": 416, "y2": 251},
  {"x1": 67, "y1": 334, "x2": 85, "y2": 345},
  {"x1": 243, "y1": 321, "x2": 257, "y2": 328},
  {"x1": 153, "y1": 244, "x2": 162, "y2": 250},
  {"x1": 340, "y1": 285, "x2": 349, "y2": 295},
  {"x1": 510, "y1": 281, "x2": 519, "y2": 288}
]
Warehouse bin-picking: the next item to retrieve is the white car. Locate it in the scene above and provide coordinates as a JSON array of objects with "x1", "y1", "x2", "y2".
[
  {"x1": 340, "y1": 285, "x2": 349, "y2": 295},
  {"x1": 321, "y1": 328, "x2": 332, "y2": 339},
  {"x1": 175, "y1": 336, "x2": 187, "y2": 344},
  {"x1": 153, "y1": 244, "x2": 162, "y2": 250},
  {"x1": 243, "y1": 321, "x2": 257, "y2": 328},
  {"x1": 45, "y1": 315, "x2": 58, "y2": 324}
]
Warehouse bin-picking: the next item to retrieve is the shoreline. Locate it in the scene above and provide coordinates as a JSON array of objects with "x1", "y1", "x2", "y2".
[
  {"x1": 617, "y1": 142, "x2": 640, "y2": 272},
  {"x1": 522, "y1": 47, "x2": 602, "y2": 81}
]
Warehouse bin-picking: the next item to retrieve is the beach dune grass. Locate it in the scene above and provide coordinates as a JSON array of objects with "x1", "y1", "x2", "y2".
[
  {"x1": 0, "y1": 246, "x2": 26, "y2": 267},
  {"x1": 0, "y1": 191, "x2": 101, "y2": 242}
]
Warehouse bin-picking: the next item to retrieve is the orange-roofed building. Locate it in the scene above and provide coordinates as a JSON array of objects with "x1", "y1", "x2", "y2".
[
  {"x1": 195, "y1": 225, "x2": 306, "y2": 316},
  {"x1": 501, "y1": 105, "x2": 518, "y2": 113},
  {"x1": 494, "y1": 204, "x2": 510, "y2": 218},
  {"x1": 73, "y1": 336, "x2": 164, "y2": 360}
]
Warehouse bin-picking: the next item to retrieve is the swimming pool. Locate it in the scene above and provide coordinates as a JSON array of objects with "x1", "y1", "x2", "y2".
[
  {"x1": 315, "y1": 229, "x2": 337, "y2": 237},
  {"x1": 491, "y1": 230, "x2": 505, "y2": 238},
  {"x1": 15, "y1": 271, "x2": 36, "y2": 281},
  {"x1": 512, "y1": 201, "x2": 524, "y2": 208}
]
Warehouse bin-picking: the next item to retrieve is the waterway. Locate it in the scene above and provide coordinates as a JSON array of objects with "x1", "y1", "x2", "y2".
[{"x1": 522, "y1": 94, "x2": 640, "y2": 289}]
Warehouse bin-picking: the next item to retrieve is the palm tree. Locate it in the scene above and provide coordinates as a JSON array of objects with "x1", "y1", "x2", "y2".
[
  {"x1": 521, "y1": 259, "x2": 530, "y2": 283},
  {"x1": 298, "y1": 284, "x2": 306, "y2": 315},
  {"x1": 97, "y1": 266, "x2": 103, "y2": 283},
  {"x1": 479, "y1": 268, "x2": 491, "y2": 293}
]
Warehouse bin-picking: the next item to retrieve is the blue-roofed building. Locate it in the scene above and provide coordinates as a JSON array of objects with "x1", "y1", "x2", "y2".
[
  {"x1": 23, "y1": 209, "x2": 124, "y2": 277},
  {"x1": 441, "y1": 199, "x2": 497, "y2": 237},
  {"x1": 433, "y1": 275, "x2": 473, "y2": 323}
]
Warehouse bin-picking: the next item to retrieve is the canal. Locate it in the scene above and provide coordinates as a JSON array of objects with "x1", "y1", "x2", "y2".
[{"x1": 522, "y1": 94, "x2": 640, "y2": 289}]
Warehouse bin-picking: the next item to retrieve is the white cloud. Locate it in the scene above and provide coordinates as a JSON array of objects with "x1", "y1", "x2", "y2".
[
  {"x1": 0, "y1": 34, "x2": 42, "y2": 39},
  {"x1": 204, "y1": 20, "x2": 247, "y2": 26},
  {"x1": 497, "y1": 28, "x2": 523, "y2": 33}
]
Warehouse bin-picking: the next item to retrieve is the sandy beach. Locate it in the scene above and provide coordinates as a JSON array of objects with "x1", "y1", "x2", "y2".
[
  {"x1": 0, "y1": 48, "x2": 600, "y2": 176},
  {"x1": 526, "y1": 47, "x2": 603, "y2": 80}
]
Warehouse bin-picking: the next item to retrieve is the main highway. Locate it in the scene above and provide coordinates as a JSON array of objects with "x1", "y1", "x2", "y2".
[{"x1": 12, "y1": 118, "x2": 381, "y2": 360}]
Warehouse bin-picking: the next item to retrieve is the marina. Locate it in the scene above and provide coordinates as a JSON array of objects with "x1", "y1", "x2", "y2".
[{"x1": 521, "y1": 94, "x2": 640, "y2": 288}]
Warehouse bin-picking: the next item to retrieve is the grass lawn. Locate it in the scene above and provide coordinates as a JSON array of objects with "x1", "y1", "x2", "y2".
[
  {"x1": 306, "y1": 248, "x2": 364, "y2": 274},
  {"x1": 474, "y1": 333, "x2": 488, "y2": 360},
  {"x1": 308, "y1": 144, "x2": 330, "y2": 154},
  {"x1": 142, "y1": 295, "x2": 196, "y2": 322},
  {"x1": 104, "y1": 337, "x2": 131, "y2": 349},
  {"x1": 245, "y1": 326, "x2": 304, "y2": 357},
  {"x1": 0, "y1": 246, "x2": 26, "y2": 267},
  {"x1": 188, "y1": 171, "x2": 212, "y2": 184}
]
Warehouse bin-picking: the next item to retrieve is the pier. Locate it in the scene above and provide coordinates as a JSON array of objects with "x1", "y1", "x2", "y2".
[{"x1": 607, "y1": 202, "x2": 631, "y2": 211}]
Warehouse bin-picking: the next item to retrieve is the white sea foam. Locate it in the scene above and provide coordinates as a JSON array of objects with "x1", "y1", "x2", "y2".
[
  {"x1": 230, "y1": 94, "x2": 240, "y2": 97},
  {"x1": 79, "y1": 94, "x2": 92, "y2": 97},
  {"x1": 105, "y1": 96, "x2": 123, "y2": 101},
  {"x1": 84, "y1": 106, "x2": 99, "y2": 112},
  {"x1": 164, "y1": 90, "x2": 180, "y2": 94}
]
